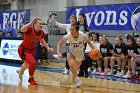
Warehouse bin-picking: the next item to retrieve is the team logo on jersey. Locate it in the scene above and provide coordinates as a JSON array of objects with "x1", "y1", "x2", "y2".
[
  {"x1": 137, "y1": 48, "x2": 140, "y2": 54},
  {"x1": 131, "y1": 6, "x2": 140, "y2": 30},
  {"x1": 116, "y1": 48, "x2": 122, "y2": 53},
  {"x1": 101, "y1": 48, "x2": 107, "y2": 53},
  {"x1": 2, "y1": 43, "x2": 9, "y2": 55},
  {"x1": 31, "y1": 41, "x2": 37, "y2": 45},
  {"x1": 128, "y1": 49, "x2": 134, "y2": 53}
]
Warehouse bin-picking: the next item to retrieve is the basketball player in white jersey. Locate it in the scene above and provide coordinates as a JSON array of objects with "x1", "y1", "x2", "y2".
[
  {"x1": 53, "y1": 15, "x2": 77, "y2": 74},
  {"x1": 57, "y1": 24, "x2": 95, "y2": 87}
]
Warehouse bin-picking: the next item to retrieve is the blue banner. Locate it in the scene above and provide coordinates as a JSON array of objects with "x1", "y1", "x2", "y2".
[
  {"x1": 66, "y1": 4, "x2": 140, "y2": 30},
  {"x1": 0, "y1": 10, "x2": 30, "y2": 30}
]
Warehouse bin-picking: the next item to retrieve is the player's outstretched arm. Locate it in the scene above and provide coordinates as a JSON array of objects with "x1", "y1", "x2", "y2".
[
  {"x1": 85, "y1": 37, "x2": 95, "y2": 49},
  {"x1": 57, "y1": 37, "x2": 66, "y2": 58},
  {"x1": 40, "y1": 38, "x2": 54, "y2": 52},
  {"x1": 21, "y1": 17, "x2": 38, "y2": 32},
  {"x1": 54, "y1": 20, "x2": 68, "y2": 30}
]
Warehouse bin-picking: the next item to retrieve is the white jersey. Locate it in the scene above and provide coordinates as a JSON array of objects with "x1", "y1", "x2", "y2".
[{"x1": 63, "y1": 32, "x2": 87, "y2": 61}]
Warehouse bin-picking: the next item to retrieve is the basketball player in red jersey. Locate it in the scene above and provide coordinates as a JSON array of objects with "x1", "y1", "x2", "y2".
[{"x1": 17, "y1": 17, "x2": 53, "y2": 85}]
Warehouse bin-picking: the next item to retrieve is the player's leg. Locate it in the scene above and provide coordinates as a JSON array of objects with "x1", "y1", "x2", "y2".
[
  {"x1": 97, "y1": 57, "x2": 103, "y2": 73},
  {"x1": 114, "y1": 57, "x2": 121, "y2": 76},
  {"x1": 108, "y1": 56, "x2": 116, "y2": 75},
  {"x1": 67, "y1": 56, "x2": 78, "y2": 78},
  {"x1": 67, "y1": 54, "x2": 82, "y2": 87},
  {"x1": 103, "y1": 57, "x2": 110, "y2": 74},
  {"x1": 75, "y1": 60, "x2": 82, "y2": 87},
  {"x1": 63, "y1": 52, "x2": 70, "y2": 75},
  {"x1": 119, "y1": 56, "x2": 126, "y2": 76},
  {"x1": 28, "y1": 57, "x2": 37, "y2": 85},
  {"x1": 130, "y1": 57, "x2": 137, "y2": 77},
  {"x1": 17, "y1": 46, "x2": 29, "y2": 81},
  {"x1": 17, "y1": 62, "x2": 29, "y2": 81},
  {"x1": 123, "y1": 58, "x2": 131, "y2": 78},
  {"x1": 78, "y1": 60, "x2": 85, "y2": 77}
]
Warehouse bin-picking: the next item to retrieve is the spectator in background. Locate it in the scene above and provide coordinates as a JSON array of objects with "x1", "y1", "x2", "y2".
[
  {"x1": 123, "y1": 37, "x2": 137, "y2": 78},
  {"x1": 109, "y1": 36, "x2": 127, "y2": 76},
  {"x1": 4, "y1": 21, "x2": 16, "y2": 37},
  {"x1": 17, "y1": 31, "x2": 23, "y2": 37},
  {"x1": 97, "y1": 36, "x2": 114, "y2": 75},
  {"x1": 78, "y1": 14, "x2": 89, "y2": 38},
  {"x1": 6, "y1": 32, "x2": 12, "y2": 37},
  {"x1": 78, "y1": 14, "x2": 90, "y2": 77},
  {"x1": 88, "y1": 32, "x2": 100, "y2": 74},
  {"x1": 130, "y1": 37, "x2": 140, "y2": 80},
  {"x1": 0, "y1": 30, "x2": 4, "y2": 36}
]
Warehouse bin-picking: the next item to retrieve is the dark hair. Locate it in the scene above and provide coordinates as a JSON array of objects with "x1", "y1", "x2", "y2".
[
  {"x1": 78, "y1": 14, "x2": 87, "y2": 25},
  {"x1": 71, "y1": 24, "x2": 79, "y2": 31},
  {"x1": 90, "y1": 32, "x2": 100, "y2": 42},
  {"x1": 0, "y1": 30, "x2": 4, "y2": 36},
  {"x1": 127, "y1": 36, "x2": 136, "y2": 47},
  {"x1": 116, "y1": 36, "x2": 123, "y2": 43}
]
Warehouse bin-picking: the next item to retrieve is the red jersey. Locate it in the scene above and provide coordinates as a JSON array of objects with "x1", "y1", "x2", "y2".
[{"x1": 21, "y1": 26, "x2": 45, "y2": 50}]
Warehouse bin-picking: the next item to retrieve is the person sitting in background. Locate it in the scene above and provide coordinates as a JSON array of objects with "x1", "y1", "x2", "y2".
[
  {"x1": 0, "y1": 30, "x2": 4, "y2": 36},
  {"x1": 4, "y1": 21, "x2": 16, "y2": 37},
  {"x1": 123, "y1": 37, "x2": 137, "y2": 78},
  {"x1": 109, "y1": 36, "x2": 127, "y2": 76},
  {"x1": 6, "y1": 32, "x2": 12, "y2": 37},
  {"x1": 130, "y1": 37, "x2": 140, "y2": 80},
  {"x1": 88, "y1": 32, "x2": 100, "y2": 74},
  {"x1": 97, "y1": 36, "x2": 114, "y2": 75},
  {"x1": 17, "y1": 31, "x2": 23, "y2": 37}
]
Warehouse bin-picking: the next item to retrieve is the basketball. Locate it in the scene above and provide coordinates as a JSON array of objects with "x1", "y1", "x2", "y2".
[{"x1": 88, "y1": 48, "x2": 101, "y2": 60}]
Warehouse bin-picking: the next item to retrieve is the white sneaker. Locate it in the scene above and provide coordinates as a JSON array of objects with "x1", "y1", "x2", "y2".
[
  {"x1": 75, "y1": 78, "x2": 82, "y2": 88},
  {"x1": 88, "y1": 68, "x2": 92, "y2": 73},
  {"x1": 114, "y1": 71, "x2": 121, "y2": 77},
  {"x1": 63, "y1": 69, "x2": 69, "y2": 75},
  {"x1": 120, "y1": 71, "x2": 125, "y2": 77},
  {"x1": 16, "y1": 70, "x2": 23, "y2": 81},
  {"x1": 53, "y1": 54, "x2": 61, "y2": 60},
  {"x1": 91, "y1": 69, "x2": 96, "y2": 74},
  {"x1": 107, "y1": 71, "x2": 113, "y2": 75},
  {"x1": 70, "y1": 74, "x2": 75, "y2": 83},
  {"x1": 122, "y1": 72, "x2": 131, "y2": 78}
]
